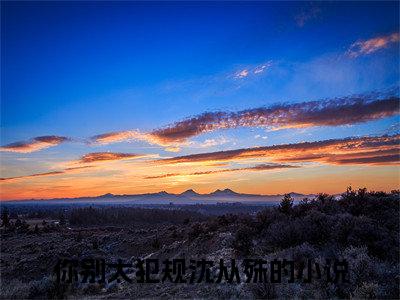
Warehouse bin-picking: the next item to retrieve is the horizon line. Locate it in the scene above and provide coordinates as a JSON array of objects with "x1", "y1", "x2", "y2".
[{"x1": 1, "y1": 186, "x2": 397, "y2": 202}]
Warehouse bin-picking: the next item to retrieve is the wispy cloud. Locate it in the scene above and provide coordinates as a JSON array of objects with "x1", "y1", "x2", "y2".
[
  {"x1": 4, "y1": 92, "x2": 399, "y2": 154},
  {"x1": 91, "y1": 130, "x2": 149, "y2": 145},
  {"x1": 255, "y1": 134, "x2": 268, "y2": 140},
  {"x1": 78, "y1": 152, "x2": 148, "y2": 164},
  {"x1": 234, "y1": 61, "x2": 273, "y2": 79},
  {"x1": 253, "y1": 64, "x2": 269, "y2": 74},
  {"x1": 89, "y1": 92, "x2": 399, "y2": 150},
  {"x1": 328, "y1": 153, "x2": 399, "y2": 165},
  {"x1": 158, "y1": 134, "x2": 400, "y2": 166},
  {"x1": 0, "y1": 166, "x2": 94, "y2": 182},
  {"x1": 144, "y1": 163, "x2": 297, "y2": 179},
  {"x1": 90, "y1": 130, "x2": 187, "y2": 152},
  {"x1": 235, "y1": 69, "x2": 249, "y2": 78},
  {"x1": 195, "y1": 137, "x2": 230, "y2": 148},
  {"x1": 1, "y1": 151, "x2": 152, "y2": 182},
  {"x1": 347, "y1": 32, "x2": 400, "y2": 58},
  {"x1": 0, "y1": 136, "x2": 70, "y2": 153},
  {"x1": 147, "y1": 93, "x2": 399, "y2": 144}
]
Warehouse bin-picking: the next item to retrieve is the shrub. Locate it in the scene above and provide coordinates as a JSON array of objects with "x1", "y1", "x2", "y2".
[
  {"x1": 232, "y1": 225, "x2": 255, "y2": 256},
  {"x1": 278, "y1": 194, "x2": 294, "y2": 214}
]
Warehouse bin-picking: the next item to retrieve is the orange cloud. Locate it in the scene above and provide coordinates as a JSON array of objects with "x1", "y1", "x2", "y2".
[
  {"x1": 347, "y1": 32, "x2": 400, "y2": 57},
  {"x1": 78, "y1": 152, "x2": 147, "y2": 164},
  {"x1": 158, "y1": 134, "x2": 400, "y2": 166},
  {"x1": 0, "y1": 136, "x2": 69, "y2": 153},
  {"x1": 0, "y1": 166, "x2": 94, "y2": 182},
  {"x1": 90, "y1": 130, "x2": 184, "y2": 152},
  {"x1": 144, "y1": 163, "x2": 298, "y2": 179},
  {"x1": 0, "y1": 151, "x2": 152, "y2": 183},
  {"x1": 328, "y1": 154, "x2": 399, "y2": 165},
  {"x1": 91, "y1": 130, "x2": 149, "y2": 144}
]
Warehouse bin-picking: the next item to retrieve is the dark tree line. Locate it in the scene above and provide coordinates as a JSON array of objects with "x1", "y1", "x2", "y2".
[{"x1": 68, "y1": 206, "x2": 206, "y2": 226}]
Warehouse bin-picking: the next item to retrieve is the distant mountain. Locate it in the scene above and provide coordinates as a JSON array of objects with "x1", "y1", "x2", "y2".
[
  {"x1": 153, "y1": 191, "x2": 171, "y2": 196},
  {"x1": 98, "y1": 193, "x2": 115, "y2": 198},
  {"x1": 3, "y1": 188, "x2": 315, "y2": 205},
  {"x1": 209, "y1": 188, "x2": 240, "y2": 196},
  {"x1": 180, "y1": 189, "x2": 200, "y2": 197},
  {"x1": 288, "y1": 192, "x2": 306, "y2": 197}
]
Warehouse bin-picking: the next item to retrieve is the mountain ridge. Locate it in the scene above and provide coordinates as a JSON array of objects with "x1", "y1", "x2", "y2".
[{"x1": 2, "y1": 189, "x2": 317, "y2": 204}]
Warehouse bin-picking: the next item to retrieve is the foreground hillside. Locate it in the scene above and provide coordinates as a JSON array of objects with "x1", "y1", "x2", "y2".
[{"x1": 0, "y1": 188, "x2": 399, "y2": 299}]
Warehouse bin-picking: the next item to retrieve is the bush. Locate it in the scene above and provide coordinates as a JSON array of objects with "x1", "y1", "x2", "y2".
[
  {"x1": 278, "y1": 194, "x2": 294, "y2": 214},
  {"x1": 232, "y1": 225, "x2": 255, "y2": 256}
]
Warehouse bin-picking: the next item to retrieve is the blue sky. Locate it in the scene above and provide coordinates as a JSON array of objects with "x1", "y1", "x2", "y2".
[{"x1": 1, "y1": 1, "x2": 399, "y2": 199}]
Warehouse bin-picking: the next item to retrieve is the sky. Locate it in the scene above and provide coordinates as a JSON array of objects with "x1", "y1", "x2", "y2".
[{"x1": 1, "y1": 1, "x2": 399, "y2": 200}]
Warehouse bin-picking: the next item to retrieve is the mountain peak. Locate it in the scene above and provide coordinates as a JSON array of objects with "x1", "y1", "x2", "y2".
[
  {"x1": 210, "y1": 188, "x2": 239, "y2": 196},
  {"x1": 99, "y1": 193, "x2": 114, "y2": 198},
  {"x1": 288, "y1": 192, "x2": 304, "y2": 197},
  {"x1": 181, "y1": 189, "x2": 199, "y2": 196},
  {"x1": 152, "y1": 191, "x2": 170, "y2": 196}
]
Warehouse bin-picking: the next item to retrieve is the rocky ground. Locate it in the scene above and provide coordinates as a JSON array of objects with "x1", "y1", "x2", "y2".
[{"x1": 0, "y1": 218, "x2": 249, "y2": 299}]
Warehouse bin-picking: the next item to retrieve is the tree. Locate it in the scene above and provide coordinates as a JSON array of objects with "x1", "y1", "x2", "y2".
[
  {"x1": 15, "y1": 218, "x2": 22, "y2": 227},
  {"x1": 233, "y1": 225, "x2": 254, "y2": 256},
  {"x1": 34, "y1": 224, "x2": 40, "y2": 234},
  {"x1": 1, "y1": 207, "x2": 10, "y2": 227},
  {"x1": 151, "y1": 236, "x2": 160, "y2": 249},
  {"x1": 92, "y1": 239, "x2": 99, "y2": 249},
  {"x1": 59, "y1": 212, "x2": 66, "y2": 226},
  {"x1": 279, "y1": 194, "x2": 294, "y2": 214},
  {"x1": 76, "y1": 230, "x2": 83, "y2": 242}
]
